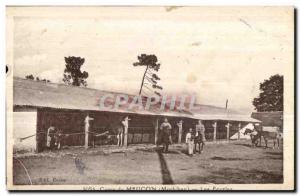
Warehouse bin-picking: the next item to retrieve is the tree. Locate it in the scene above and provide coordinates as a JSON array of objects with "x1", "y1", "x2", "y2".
[
  {"x1": 25, "y1": 74, "x2": 34, "y2": 80},
  {"x1": 252, "y1": 74, "x2": 283, "y2": 112},
  {"x1": 63, "y1": 56, "x2": 88, "y2": 87},
  {"x1": 25, "y1": 74, "x2": 50, "y2": 82},
  {"x1": 133, "y1": 54, "x2": 163, "y2": 96}
]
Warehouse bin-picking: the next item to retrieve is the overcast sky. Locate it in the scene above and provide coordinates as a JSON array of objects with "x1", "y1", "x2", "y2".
[{"x1": 11, "y1": 7, "x2": 293, "y2": 113}]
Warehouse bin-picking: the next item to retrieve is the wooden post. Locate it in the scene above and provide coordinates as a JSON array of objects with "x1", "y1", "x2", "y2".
[
  {"x1": 238, "y1": 123, "x2": 241, "y2": 140},
  {"x1": 124, "y1": 126, "x2": 128, "y2": 147},
  {"x1": 213, "y1": 121, "x2": 217, "y2": 142},
  {"x1": 154, "y1": 118, "x2": 159, "y2": 145},
  {"x1": 226, "y1": 122, "x2": 230, "y2": 141},
  {"x1": 84, "y1": 115, "x2": 94, "y2": 149},
  {"x1": 84, "y1": 123, "x2": 89, "y2": 149},
  {"x1": 177, "y1": 120, "x2": 183, "y2": 143}
]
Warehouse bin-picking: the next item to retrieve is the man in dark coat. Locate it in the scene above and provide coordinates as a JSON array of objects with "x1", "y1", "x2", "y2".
[
  {"x1": 159, "y1": 118, "x2": 172, "y2": 153},
  {"x1": 194, "y1": 120, "x2": 206, "y2": 154}
]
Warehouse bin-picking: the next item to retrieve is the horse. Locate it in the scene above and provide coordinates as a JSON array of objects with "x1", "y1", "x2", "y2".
[
  {"x1": 244, "y1": 127, "x2": 282, "y2": 149},
  {"x1": 260, "y1": 128, "x2": 282, "y2": 149},
  {"x1": 244, "y1": 128, "x2": 260, "y2": 147},
  {"x1": 194, "y1": 131, "x2": 205, "y2": 153},
  {"x1": 160, "y1": 128, "x2": 172, "y2": 152},
  {"x1": 54, "y1": 129, "x2": 64, "y2": 150}
]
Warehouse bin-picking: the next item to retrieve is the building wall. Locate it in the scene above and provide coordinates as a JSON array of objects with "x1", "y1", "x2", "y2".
[
  {"x1": 36, "y1": 108, "x2": 87, "y2": 151},
  {"x1": 251, "y1": 112, "x2": 283, "y2": 129},
  {"x1": 13, "y1": 107, "x2": 37, "y2": 153}
]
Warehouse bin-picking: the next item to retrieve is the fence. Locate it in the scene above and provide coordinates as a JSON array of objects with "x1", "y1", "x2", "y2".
[{"x1": 128, "y1": 127, "x2": 154, "y2": 144}]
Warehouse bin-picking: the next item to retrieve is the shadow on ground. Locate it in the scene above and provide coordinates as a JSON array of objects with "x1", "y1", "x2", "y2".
[
  {"x1": 155, "y1": 149, "x2": 174, "y2": 184},
  {"x1": 264, "y1": 151, "x2": 283, "y2": 156},
  {"x1": 262, "y1": 151, "x2": 283, "y2": 160},
  {"x1": 211, "y1": 156, "x2": 252, "y2": 161},
  {"x1": 233, "y1": 143, "x2": 255, "y2": 148},
  {"x1": 187, "y1": 167, "x2": 283, "y2": 184}
]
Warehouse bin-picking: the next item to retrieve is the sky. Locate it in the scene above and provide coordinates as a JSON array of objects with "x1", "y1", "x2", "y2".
[{"x1": 10, "y1": 6, "x2": 293, "y2": 113}]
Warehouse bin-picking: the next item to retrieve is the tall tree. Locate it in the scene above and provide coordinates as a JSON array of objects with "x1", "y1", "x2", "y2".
[
  {"x1": 133, "y1": 54, "x2": 163, "y2": 96},
  {"x1": 252, "y1": 74, "x2": 283, "y2": 112},
  {"x1": 63, "y1": 56, "x2": 89, "y2": 87}
]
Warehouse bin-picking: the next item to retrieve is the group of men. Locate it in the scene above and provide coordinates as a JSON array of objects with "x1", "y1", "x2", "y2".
[{"x1": 158, "y1": 118, "x2": 206, "y2": 155}]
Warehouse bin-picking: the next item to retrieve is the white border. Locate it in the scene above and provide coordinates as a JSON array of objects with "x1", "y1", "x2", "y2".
[{"x1": 1, "y1": 0, "x2": 298, "y2": 195}]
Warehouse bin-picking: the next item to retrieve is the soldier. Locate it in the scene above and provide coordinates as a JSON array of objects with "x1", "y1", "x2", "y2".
[
  {"x1": 160, "y1": 118, "x2": 172, "y2": 153},
  {"x1": 195, "y1": 120, "x2": 206, "y2": 154},
  {"x1": 185, "y1": 128, "x2": 194, "y2": 156}
]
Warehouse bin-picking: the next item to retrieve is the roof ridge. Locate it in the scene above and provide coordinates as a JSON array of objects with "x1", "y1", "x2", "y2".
[{"x1": 13, "y1": 76, "x2": 138, "y2": 96}]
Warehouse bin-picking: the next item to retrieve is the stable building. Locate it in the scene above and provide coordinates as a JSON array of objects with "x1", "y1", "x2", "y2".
[
  {"x1": 13, "y1": 77, "x2": 260, "y2": 153},
  {"x1": 251, "y1": 111, "x2": 283, "y2": 132}
]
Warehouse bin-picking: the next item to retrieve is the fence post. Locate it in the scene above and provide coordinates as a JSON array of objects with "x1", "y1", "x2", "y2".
[
  {"x1": 238, "y1": 123, "x2": 241, "y2": 140},
  {"x1": 84, "y1": 123, "x2": 89, "y2": 149},
  {"x1": 226, "y1": 122, "x2": 230, "y2": 142},
  {"x1": 154, "y1": 118, "x2": 159, "y2": 145},
  {"x1": 177, "y1": 120, "x2": 183, "y2": 144},
  {"x1": 213, "y1": 121, "x2": 217, "y2": 142},
  {"x1": 84, "y1": 115, "x2": 94, "y2": 149},
  {"x1": 124, "y1": 126, "x2": 128, "y2": 147}
]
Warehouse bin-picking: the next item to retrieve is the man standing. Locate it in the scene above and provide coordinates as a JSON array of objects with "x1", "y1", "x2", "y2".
[
  {"x1": 177, "y1": 120, "x2": 183, "y2": 143},
  {"x1": 54, "y1": 129, "x2": 63, "y2": 150},
  {"x1": 185, "y1": 128, "x2": 194, "y2": 156},
  {"x1": 121, "y1": 116, "x2": 131, "y2": 147},
  {"x1": 195, "y1": 120, "x2": 206, "y2": 153},
  {"x1": 84, "y1": 114, "x2": 94, "y2": 149},
  {"x1": 160, "y1": 118, "x2": 172, "y2": 153},
  {"x1": 47, "y1": 125, "x2": 56, "y2": 150}
]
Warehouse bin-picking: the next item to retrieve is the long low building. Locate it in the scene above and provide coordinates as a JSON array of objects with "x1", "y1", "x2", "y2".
[{"x1": 13, "y1": 77, "x2": 260, "y2": 152}]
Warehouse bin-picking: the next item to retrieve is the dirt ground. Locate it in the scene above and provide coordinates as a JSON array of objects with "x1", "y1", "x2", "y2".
[{"x1": 13, "y1": 140, "x2": 283, "y2": 185}]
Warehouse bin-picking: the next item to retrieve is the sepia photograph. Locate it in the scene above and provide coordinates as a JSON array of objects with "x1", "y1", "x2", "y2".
[{"x1": 5, "y1": 6, "x2": 295, "y2": 191}]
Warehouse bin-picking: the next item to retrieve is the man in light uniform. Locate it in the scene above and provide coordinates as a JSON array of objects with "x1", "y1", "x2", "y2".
[{"x1": 185, "y1": 128, "x2": 194, "y2": 156}]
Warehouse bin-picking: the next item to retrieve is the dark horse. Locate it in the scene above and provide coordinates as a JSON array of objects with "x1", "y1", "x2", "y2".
[
  {"x1": 194, "y1": 132, "x2": 205, "y2": 153},
  {"x1": 244, "y1": 128, "x2": 260, "y2": 147},
  {"x1": 160, "y1": 129, "x2": 172, "y2": 153}
]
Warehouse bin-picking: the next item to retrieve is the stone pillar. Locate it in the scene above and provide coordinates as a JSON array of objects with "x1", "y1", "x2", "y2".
[
  {"x1": 226, "y1": 122, "x2": 230, "y2": 141},
  {"x1": 238, "y1": 123, "x2": 241, "y2": 140},
  {"x1": 213, "y1": 121, "x2": 217, "y2": 142},
  {"x1": 154, "y1": 118, "x2": 159, "y2": 145}
]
